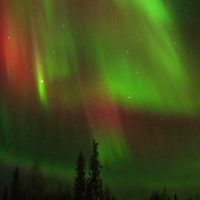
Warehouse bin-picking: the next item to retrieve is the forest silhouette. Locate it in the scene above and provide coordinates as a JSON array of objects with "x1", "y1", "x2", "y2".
[
  {"x1": 0, "y1": 140, "x2": 192, "y2": 200},
  {"x1": 0, "y1": 140, "x2": 117, "y2": 200}
]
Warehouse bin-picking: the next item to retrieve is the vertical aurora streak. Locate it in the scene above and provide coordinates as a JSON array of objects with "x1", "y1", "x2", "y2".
[{"x1": 35, "y1": 51, "x2": 48, "y2": 108}]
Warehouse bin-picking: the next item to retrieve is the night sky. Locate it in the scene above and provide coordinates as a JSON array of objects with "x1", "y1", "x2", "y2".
[{"x1": 0, "y1": 0, "x2": 200, "y2": 199}]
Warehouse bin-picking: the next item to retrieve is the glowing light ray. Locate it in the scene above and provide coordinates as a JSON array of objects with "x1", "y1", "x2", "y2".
[
  {"x1": 85, "y1": 94, "x2": 131, "y2": 163},
  {"x1": 34, "y1": 0, "x2": 77, "y2": 83},
  {"x1": 0, "y1": 1, "x2": 33, "y2": 93},
  {"x1": 35, "y1": 50, "x2": 48, "y2": 108},
  {"x1": 94, "y1": 0, "x2": 194, "y2": 115}
]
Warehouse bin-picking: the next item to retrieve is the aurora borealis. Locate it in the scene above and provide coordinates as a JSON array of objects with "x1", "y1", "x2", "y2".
[{"x1": 1, "y1": 0, "x2": 200, "y2": 199}]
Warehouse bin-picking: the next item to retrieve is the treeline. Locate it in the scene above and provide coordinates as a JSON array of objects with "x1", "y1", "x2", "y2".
[
  {"x1": 148, "y1": 187, "x2": 200, "y2": 200},
  {"x1": 0, "y1": 140, "x2": 116, "y2": 200},
  {"x1": 1, "y1": 140, "x2": 195, "y2": 200}
]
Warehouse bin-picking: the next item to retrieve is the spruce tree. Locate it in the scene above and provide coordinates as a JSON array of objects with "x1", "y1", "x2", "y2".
[
  {"x1": 74, "y1": 151, "x2": 86, "y2": 200},
  {"x1": 10, "y1": 167, "x2": 21, "y2": 200},
  {"x1": 87, "y1": 140, "x2": 103, "y2": 200}
]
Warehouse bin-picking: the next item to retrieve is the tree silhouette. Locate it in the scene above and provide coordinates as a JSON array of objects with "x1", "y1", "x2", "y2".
[
  {"x1": 87, "y1": 140, "x2": 103, "y2": 200},
  {"x1": 0, "y1": 140, "x2": 118, "y2": 200},
  {"x1": 10, "y1": 167, "x2": 21, "y2": 200},
  {"x1": 74, "y1": 151, "x2": 86, "y2": 200}
]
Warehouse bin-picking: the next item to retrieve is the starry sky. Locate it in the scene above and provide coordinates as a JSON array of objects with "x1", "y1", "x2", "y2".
[{"x1": 0, "y1": 0, "x2": 200, "y2": 199}]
